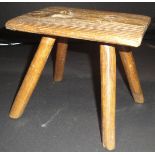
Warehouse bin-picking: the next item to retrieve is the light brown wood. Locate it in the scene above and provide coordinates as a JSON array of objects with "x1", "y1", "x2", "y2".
[
  {"x1": 5, "y1": 6, "x2": 151, "y2": 151},
  {"x1": 5, "y1": 6, "x2": 151, "y2": 47},
  {"x1": 9, "y1": 37, "x2": 55, "y2": 119},
  {"x1": 100, "y1": 44, "x2": 116, "y2": 150},
  {"x1": 54, "y1": 38, "x2": 68, "y2": 81},
  {"x1": 119, "y1": 46, "x2": 144, "y2": 103}
]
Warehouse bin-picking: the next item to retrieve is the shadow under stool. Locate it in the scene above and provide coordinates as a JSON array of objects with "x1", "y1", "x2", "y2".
[{"x1": 5, "y1": 6, "x2": 151, "y2": 150}]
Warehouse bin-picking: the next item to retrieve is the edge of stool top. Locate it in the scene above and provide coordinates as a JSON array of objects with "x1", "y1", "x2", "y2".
[{"x1": 5, "y1": 6, "x2": 151, "y2": 47}]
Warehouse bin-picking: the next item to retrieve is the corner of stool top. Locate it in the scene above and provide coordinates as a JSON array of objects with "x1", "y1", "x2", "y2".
[{"x1": 5, "y1": 6, "x2": 151, "y2": 47}]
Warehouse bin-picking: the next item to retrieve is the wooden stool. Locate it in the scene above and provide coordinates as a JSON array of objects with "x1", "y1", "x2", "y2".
[{"x1": 5, "y1": 7, "x2": 151, "y2": 150}]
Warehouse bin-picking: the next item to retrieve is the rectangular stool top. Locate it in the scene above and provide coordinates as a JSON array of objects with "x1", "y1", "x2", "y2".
[{"x1": 6, "y1": 6, "x2": 151, "y2": 47}]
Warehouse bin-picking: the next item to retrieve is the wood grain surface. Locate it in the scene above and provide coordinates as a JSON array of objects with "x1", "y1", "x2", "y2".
[
  {"x1": 6, "y1": 6, "x2": 151, "y2": 47},
  {"x1": 119, "y1": 46, "x2": 144, "y2": 103},
  {"x1": 100, "y1": 44, "x2": 116, "y2": 150},
  {"x1": 9, "y1": 37, "x2": 55, "y2": 119},
  {"x1": 54, "y1": 37, "x2": 68, "y2": 82}
]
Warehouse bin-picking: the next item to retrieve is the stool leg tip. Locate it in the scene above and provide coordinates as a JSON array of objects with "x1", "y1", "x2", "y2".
[
  {"x1": 53, "y1": 77, "x2": 63, "y2": 82},
  {"x1": 102, "y1": 143, "x2": 115, "y2": 151},
  {"x1": 134, "y1": 93, "x2": 144, "y2": 104},
  {"x1": 9, "y1": 112, "x2": 22, "y2": 119}
]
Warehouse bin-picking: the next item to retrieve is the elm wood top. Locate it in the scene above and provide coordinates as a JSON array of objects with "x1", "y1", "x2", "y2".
[{"x1": 6, "y1": 6, "x2": 151, "y2": 47}]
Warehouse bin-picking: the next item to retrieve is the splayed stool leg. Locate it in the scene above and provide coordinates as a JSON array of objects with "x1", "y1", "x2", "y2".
[
  {"x1": 119, "y1": 46, "x2": 144, "y2": 103},
  {"x1": 9, "y1": 37, "x2": 56, "y2": 119},
  {"x1": 54, "y1": 38, "x2": 68, "y2": 82},
  {"x1": 100, "y1": 44, "x2": 116, "y2": 150}
]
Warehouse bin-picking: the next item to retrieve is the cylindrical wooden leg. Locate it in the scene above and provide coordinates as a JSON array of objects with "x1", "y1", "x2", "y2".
[
  {"x1": 9, "y1": 37, "x2": 56, "y2": 119},
  {"x1": 100, "y1": 44, "x2": 116, "y2": 150},
  {"x1": 54, "y1": 38, "x2": 68, "y2": 82},
  {"x1": 119, "y1": 46, "x2": 144, "y2": 103}
]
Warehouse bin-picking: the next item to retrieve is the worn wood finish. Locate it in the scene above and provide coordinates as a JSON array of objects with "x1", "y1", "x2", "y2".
[
  {"x1": 100, "y1": 44, "x2": 116, "y2": 150},
  {"x1": 6, "y1": 6, "x2": 151, "y2": 47},
  {"x1": 5, "y1": 6, "x2": 151, "y2": 151},
  {"x1": 119, "y1": 46, "x2": 144, "y2": 103},
  {"x1": 9, "y1": 37, "x2": 55, "y2": 119},
  {"x1": 54, "y1": 38, "x2": 68, "y2": 81}
]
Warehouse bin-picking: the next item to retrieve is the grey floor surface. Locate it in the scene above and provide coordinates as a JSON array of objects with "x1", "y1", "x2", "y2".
[{"x1": 0, "y1": 39, "x2": 155, "y2": 152}]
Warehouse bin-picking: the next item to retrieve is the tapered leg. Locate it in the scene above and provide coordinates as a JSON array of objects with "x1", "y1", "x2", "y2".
[
  {"x1": 9, "y1": 37, "x2": 56, "y2": 119},
  {"x1": 100, "y1": 44, "x2": 116, "y2": 150},
  {"x1": 119, "y1": 46, "x2": 144, "y2": 103},
  {"x1": 54, "y1": 38, "x2": 68, "y2": 81}
]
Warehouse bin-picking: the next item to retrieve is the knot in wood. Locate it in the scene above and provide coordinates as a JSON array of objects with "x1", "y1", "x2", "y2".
[{"x1": 51, "y1": 10, "x2": 74, "y2": 18}]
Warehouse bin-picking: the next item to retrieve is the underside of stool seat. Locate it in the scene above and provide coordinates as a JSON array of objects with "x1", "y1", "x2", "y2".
[{"x1": 6, "y1": 6, "x2": 151, "y2": 47}]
